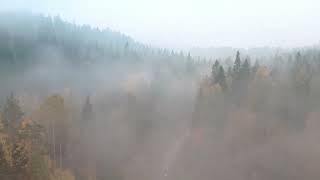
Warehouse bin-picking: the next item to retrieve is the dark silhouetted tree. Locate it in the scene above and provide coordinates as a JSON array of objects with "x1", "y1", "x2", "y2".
[
  {"x1": 240, "y1": 58, "x2": 251, "y2": 80},
  {"x1": 211, "y1": 60, "x2": 220, "y2": 83},
  {"x1": 233, "y1": 51, "x2": 241, "y2": 78},
  {"x1": 216, "y1": 66, "x2": 227, "y2": 91}
]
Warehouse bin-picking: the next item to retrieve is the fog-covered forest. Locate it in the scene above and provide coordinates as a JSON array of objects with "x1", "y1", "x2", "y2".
[{"x1": 2, "y1": 12, "x2": 320, "y2": 180}]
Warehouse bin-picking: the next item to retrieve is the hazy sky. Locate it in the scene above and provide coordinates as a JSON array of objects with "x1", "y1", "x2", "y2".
[{"x1": 2, "y1": 0, "x2": 320, "y2": 50}]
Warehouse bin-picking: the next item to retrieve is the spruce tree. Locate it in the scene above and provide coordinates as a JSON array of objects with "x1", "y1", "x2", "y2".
[
  {"x1": 240, "y1": 58, "x2": 251, "y2": 79},
  {"x1": 233, "y1": 51, "x2": 241, "y2": 73},
  {"x1": 233, "y1": 51, "x2": 241, "y2": 79},
  {"x1": 216, "y1": 66, "x2": 227, "y2": 91},
  {"x1": 211, "y1": 60, "x2": 220, "y2": 83}
]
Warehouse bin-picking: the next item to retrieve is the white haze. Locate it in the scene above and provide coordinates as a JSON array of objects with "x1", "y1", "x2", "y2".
[
  {"x1": 2, "y1": 0, "x2": 320, "y2": 50},
  {"x1": 1, "y1": 5, "x2": 320, "y2": 180}
]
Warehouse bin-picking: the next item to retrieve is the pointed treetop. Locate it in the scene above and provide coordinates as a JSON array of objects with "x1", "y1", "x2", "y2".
[
  {"x1": 216, "y1": 66, "x2": 227, "y2": 91},
  {"x1": 242, "y1": 58, "x2": 250, "y2": 67},
  {"x1": 233, "y1": 51, "x2": 242, "y2": 75},
  {"x1": 235, "y1": 51, "x2": 241, "y2": 64},
  {"x1": 212, "y1": 60, "x2": 221, "y2": 83},
  {"x1": 240, "y1": 58, "x2": 251, "y2": 78},
  {"x1": 218, "y1": 66, "x2": 225, "y2": 78}
]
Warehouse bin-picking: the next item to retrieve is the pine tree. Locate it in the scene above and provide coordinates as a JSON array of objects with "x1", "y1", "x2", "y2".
[
  {"x1": 211, "y1": 60, "x2": 220, "y2": 83},
  {"x1": 233, "y1": 51, "x2": 241, "y2": 77},
  {"x1": 216, "y1": 66, "x2": 227, "y2": 91},
  {"x1": 240, "y1": 58, "x2": 251, "y2": 79}
]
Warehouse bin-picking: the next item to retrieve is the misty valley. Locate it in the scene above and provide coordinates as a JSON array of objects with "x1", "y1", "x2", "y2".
[{"x1": 1, "y1": 12, "x2": 320, "y2": 180}]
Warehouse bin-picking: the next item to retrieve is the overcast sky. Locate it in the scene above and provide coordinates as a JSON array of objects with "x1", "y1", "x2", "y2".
[{"x1": 2, "y1": 0, "x2": 320, "y2": 50}]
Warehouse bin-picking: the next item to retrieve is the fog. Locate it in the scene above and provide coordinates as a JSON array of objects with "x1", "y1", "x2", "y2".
[
  {"x1": 2, "y1": 0, "x2": 320, "y2": 49},
  {"x1": 1, "y1": 5, "x2": 320, "y2": 180}
]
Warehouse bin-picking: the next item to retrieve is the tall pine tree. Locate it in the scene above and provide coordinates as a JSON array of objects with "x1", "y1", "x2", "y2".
[
  {"x1": 216, "y1": 66, "x2": 227, "y2": 91},
  {"x1": 233, "y1": 51, "x2": 241, "y2": 78},
  {"x1": 240, "y1": 58, "x2": 251, "y2": 80},
  {"x1": 211, "y1": 60, "x2": 220, "y2": 83}
]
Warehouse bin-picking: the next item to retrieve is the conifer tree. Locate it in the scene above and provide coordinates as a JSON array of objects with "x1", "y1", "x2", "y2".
[
  {"x1": 240, "y1": 58, "x2": 251, "y2": 79},
  {"x1": 233, "y1": 51, "x2": 241, "y2": 78},
  {"x1": 211, "y1": 60, "x2": 220, "y2": 83},
  {"x1": 216, "y1": 66, "x2": 227, "y2": 91}
]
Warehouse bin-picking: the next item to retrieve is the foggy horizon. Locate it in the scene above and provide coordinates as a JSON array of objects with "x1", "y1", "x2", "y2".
[{"x1": 2, "y1": 0, "x2": 320, "y2": 50}]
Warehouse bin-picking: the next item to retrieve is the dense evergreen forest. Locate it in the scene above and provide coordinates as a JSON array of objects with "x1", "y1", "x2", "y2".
[{"x1": 1, "y1": 12, "x2": 320, "y2": 180}]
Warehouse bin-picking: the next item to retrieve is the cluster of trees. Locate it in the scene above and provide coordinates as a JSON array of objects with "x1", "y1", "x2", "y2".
[
  {"x1": 0, "y1": 12, "x2": 140, "y2": 66},
  {"x1": 0, "y1": 13, "x2": 208, "y2": 98},
  {"x1": 0, "y1": 93, "x2": 99, "y2": 180},
  {"x1": 0, "y1": 93, "x2": 79, "y2": 180},
  {"x1": 161, "y1": 49, "x2": 320, "y2": 180},
  {"x1": 0, "y1": 12, "x2": 205, "y2": 180},
  {"x1": 193, "y1": 49, "x2": 317, "y2": 129},
  {"x1": 0, "y1": 94, "x2": 49, "y2": 180},
  {"x1": 0, "y1": 12, "x2": 206, "y2": 71}
]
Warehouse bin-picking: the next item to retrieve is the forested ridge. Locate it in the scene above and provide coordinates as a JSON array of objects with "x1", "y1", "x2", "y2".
[
  {"x1": 1, "y1": 12, "x2": 320, "y2": 180},
  {"x1": 0, "y1": 12, "x2": 140, "y2": 66}
]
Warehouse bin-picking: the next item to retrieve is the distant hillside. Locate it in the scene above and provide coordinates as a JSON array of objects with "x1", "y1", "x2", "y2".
[
  {"x1": 0, "y1": 12, "x2": 154, "y2": 69},
  {"x1": 0, "y1": 12, "x2": 205, "y2": 98}
]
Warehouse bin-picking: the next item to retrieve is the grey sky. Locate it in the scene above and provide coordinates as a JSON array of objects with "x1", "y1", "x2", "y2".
[{"x1": 2, "y1": 0, "x2": 320, "y2": 50}]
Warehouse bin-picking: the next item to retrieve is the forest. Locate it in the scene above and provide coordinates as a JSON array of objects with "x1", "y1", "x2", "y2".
[{"x1": 1, "y1": 12, "x2": 320, "y2": 180}]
